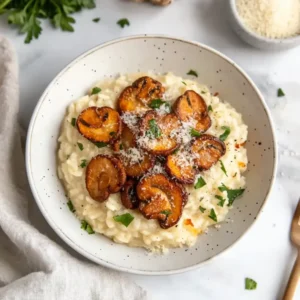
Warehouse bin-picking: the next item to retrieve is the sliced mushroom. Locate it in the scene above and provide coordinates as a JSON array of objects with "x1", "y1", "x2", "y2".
[
  {"x1": 191, "y1": 134, "x2": 226, "y2": 170},
  {"x1": 174, "y1": 90, "x2": 211, "y2": 133},
  {"x1": 86, "y1": 155, "x2": 126, "y2": 202},
  {"x1": 77, "y1": 106, "x2": 121, "y2": 143},
  {"x1": 120, "y1": 179, "x2": 139, "y2": 209},
  {"x1": 117, "y1": 76, "x2": 165, "y2": 114},
  {"x1": 139, "y1": 110, "x2": 181, "y2": 156},
  {"x1": 112, "y1": 123, "x2": 155, "y2": 177},
  {"x1": 165, "y1": 151, "x2": 196, "y2": 184},
  {"x1": 136, "y1": 174, "x2": 186, "y2": 229}
]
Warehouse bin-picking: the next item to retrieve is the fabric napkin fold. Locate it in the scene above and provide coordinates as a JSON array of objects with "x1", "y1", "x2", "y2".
[{"x1": 0, "y1": 35, "x2": 148, "y2": 300}]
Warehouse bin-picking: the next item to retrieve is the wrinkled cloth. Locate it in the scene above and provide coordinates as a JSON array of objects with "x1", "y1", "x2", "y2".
[{"x1": 0, "y1": 36, "x2": 148, "y2": 300}]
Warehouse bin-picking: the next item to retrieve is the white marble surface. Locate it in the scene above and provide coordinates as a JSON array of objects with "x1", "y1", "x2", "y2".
[{"x1": 1, "y1": 0, "x2": 300, "y2": 299}]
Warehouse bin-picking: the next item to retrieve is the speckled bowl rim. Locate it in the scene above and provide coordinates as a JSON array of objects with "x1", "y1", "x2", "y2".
[
  {"x1": 229, "y1": 0, "x2": 300, "y2": 45},
  {"x1": 26, "y1": 35, "x2": 278, "y2": 275}
]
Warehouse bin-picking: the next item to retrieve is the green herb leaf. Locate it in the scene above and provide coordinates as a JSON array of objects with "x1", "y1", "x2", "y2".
[
  {"x1": 215, "y1": 195, "x2": 226, "y2": 207},
  {"x1": 67, "y1": 200, "x2": 75, "y2": 213},
  {"x1": 201, "y1": 91, "x2": 206, "y2": 94},
  {"x1": 245, "y1": 278, "x2": 257, "y2": 290},
  {"x1": 109, "y1": 132, "x2": 116, "y2": 136},
  {"x1": 208, "y1": 209, "x2": 217, "y2": 222},
  {"x1": 81, "y1": 220, "x2": 87, "y2": 230},
  {"x1": 120, "y1": 143, "x2": 124, "y2": 150},
  {"x1": 190, "y1": 128, "x2": 201, "y2": 137},
  {"x1": 199, "y1": 206, "x2": 206, "y2": 213},
  {"x1": 218, "y1": 183, "x2": 245, "y2": 206},
  {"x1": 187, "y1": 70, "x2": 198, "y2": 77},
  {"x1": 117, "y1": 18, "x2": 130, "y2": 28},
  {"x1": 194, "y1": 177, "x2": 206, "y2": 189},
  {"x1": 149, "y1": 99, "x2": 171, "y2": 112},
  {"x1": 91, "y1": 87, "x2": 101, "y2": 95},
  {"x1": 277, "y1": 88, "x2": 285, "y2": 97},
  {"x1": 208, "y1": 105, "x2": 213, "y2": 112},
  {"x1": 71, "y1": 118, "x2": 76, "y2": 127},
  {"x1": 219, "y1": 126, "x2": 230, "y2": 141},
  {"x1": 77, "y1": 142, "x2": 84, "y2": 151},
  {"x1": 81, "y1": 220, "x2": 95, "y2": 234},
  {"x1": 220, "y1": 160, "x2": 228, "y2": 176},
  {"x1": 182, "y1": 81, "x2": 187, "y2": 85},
  {"x1": 80, "y1": 159, "x2": 87, "y2": 168},
  {"x1": 93, "y1": 142, "x2": 108, "y2": 148},
  {"x1": 92, "y1": 17, "x2": 100, "y2": 23},
  {"x1": 147, "y1": 119, "x2": 161, "y2": 138},
  {"x1": 113, "y1": 213, "x2": 134, "y2": 227},
  {"x1": 160, "y1": 210, "x2": 171, "y2": 216},
  {"x1": 172, "y1": 148, "x2": 180, "y2": 155}
]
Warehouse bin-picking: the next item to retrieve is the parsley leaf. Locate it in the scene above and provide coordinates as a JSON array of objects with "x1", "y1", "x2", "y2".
[
  {"x1": 245, "y1": 278, "x2": 257, "y2": 290},
  {"x1": 91, "y1": 87, "x2": 101, "y2": 95},
  {"x1": 147, "y1": 119, "x2": 161, "y2": 138},
  {"x1": 215, "y1": 195, "x2": 226, "y2": 207},
  {"x1": 199, "y1": 206, "x2": 206, "y2": 213},
  {"x1": 81, "y1": 220, "x2": 95, "y2": 234},
  {"x1": 277, "y1": 88, "x2": 285, "y2": 97},
  {"x1": 208, "y1": 209, "x2": 217, "y2": 222},
  {"x1": 172, "y1": 148, "x2": 180, "y2": 155},
  {"x1": 93, "y1": 17, "x2": 100, "y2": 23},
  {"x1": 93, "y1": 142, "x2": 107, "y2": 148},
  {"x1": 117, "y1": 18, "x2": 130, "y2": 28},
  {"x1": 80, "y1": 159, "x2": 87, "y2": 168},
  {"x1": 182, "y1": 81, "x2": 187, "y2": 85},
  {"x1": 190, "y1": 128, "x2": 202, "y2": 137},
  {"x1": 219, "y1": 126, "x2": 230, "y2": 141},
  {"x1": 194, "y1": 176, "x2": 206, "y2": 189},
  {"x1": 208, "y1": 105, "x2": 213, "y2": 112},
  {"x1": 71, "y1": 118, "x2": 76, "y2": 127},
  {"x1": 220, "y1": 160, "x2": 228, "y2": 176},
  {"x1": 77, "y1": 142, "x2": 84, "y2": 151},
  {"x1": 187, "y1": 70, "x2": 198, "y2": 77},
  {"x1": 149, "y1": 99, "x2": 170, "y2": 110},
  {"x1": 160, "y1": 210, "x2": 171, "y2": 216},
  {"x1": 67, "y1": 200, "x2": 75, "y2": 213},
  {"x1": 113, "y1": 213, "x2": 134, "y2": 227},
  {"x1": 218, "y1": 183, "x2": 245, "y2": 206}
]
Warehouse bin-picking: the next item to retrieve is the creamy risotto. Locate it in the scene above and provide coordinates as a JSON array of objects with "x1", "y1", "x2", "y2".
[{"x1": 57, "y1": 73, "x2": 248, "y2": 252}]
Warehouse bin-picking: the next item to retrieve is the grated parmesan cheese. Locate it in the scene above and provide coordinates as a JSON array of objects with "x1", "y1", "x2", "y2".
[{"x1": 236, "y1": 0, "x2": 300, "y2": 38}]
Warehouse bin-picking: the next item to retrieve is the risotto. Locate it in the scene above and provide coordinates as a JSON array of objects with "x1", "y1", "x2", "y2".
[{"x1": 57, "y1": 72, "x2": 248, "y2": 252}]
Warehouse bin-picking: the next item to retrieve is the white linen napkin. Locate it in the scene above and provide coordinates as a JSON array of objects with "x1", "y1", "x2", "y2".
[{"x1": 0, "y1": 36, "x2": 148, "y2": 300}]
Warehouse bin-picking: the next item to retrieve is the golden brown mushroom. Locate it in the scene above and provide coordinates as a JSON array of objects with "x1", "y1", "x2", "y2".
[
  {"x1": 120, "y1": 179, "x2": 139, "y2": 209},
  {"x1": 77, "y1": 106, "x2": 122, "y2": 143},
  {"x1": 191, "y1": 134, "x2": 226, "y2": 170},
  {"x1": 86, "y1": 155, "x2": 126, "y2": 202},
  {"x1": 136, "y1": 174, "x2": 186, "y2": 229}
]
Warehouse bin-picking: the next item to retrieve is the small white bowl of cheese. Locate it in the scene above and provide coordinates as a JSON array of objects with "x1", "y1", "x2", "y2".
[{"x1": 228, "y1": 0, "x2": 300, "y2": 50}]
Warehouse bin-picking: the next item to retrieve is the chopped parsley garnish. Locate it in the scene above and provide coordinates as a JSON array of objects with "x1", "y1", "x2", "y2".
[
  {"x1": 109, "y1": 132, "x2": 116, "y2": 136},
  {"x1": 91, "y1": 87, "x2": 101, "y2": 95},
  {"x1": 220, "y1": 160, "x2": 228, "y2": 176},
  {"x1": 199, "y1": 206, "x2": 206, "y2": 213},
  {"x1": 245, "y1": 278, "x2": 257, "y2": 290},
  {"x1": 71, "y1": 118, "x2": 76, "y2": 127},
  {"x1": 77, "y1": 142, "x2": 84, "y2": 151},
  {"x1": 194, "y1": 176, "x2": 206, "y2": 189},
  {"x1": 160, "y1": 210, "x2": 172, "y2": 216},
  {"x1": 117, "y1": 18, "x2": 130, "y2": 28},
  {"x1": 172, "y1": 148, "x2": 180, "y2": 155},
  {"x1": 219, "y1": 126, "x2": 231, "y2": 141},
  {"x1": 81, "y1": 220, "x2": 95, "y2": 234},
  {"x1": 149, "y1": 99, "x2": 170, "y2": 112},
  {"x1": 201, "y1": 91, "x2": 206, "y2": 94},
  {"x1": 120, "y1": 143, "x2": 124, "y2": 150},
  {"x1": 147, "y1": 119, "x2": 161, "y2": 138},
  {"x1": 215, "y1": 195, "x2": 226, "y2": 207},
  {"x1": 182, "y1": 81, "x2": 187, "y2": 85},
  {"x1": 93, "y1": 18, "x2": 100, "y2": 23},
  {"x1": 218, "y1": 183, "x2": 245, "y2": 206},
  {"x1": 113, "y1": 213, "x2": 134, "y2": 227},
  {"x1": 80, "y1": 159, "x2": 87, "y2": 168},
  {"x1": 277, "y1": 88, "x2": 285, "y2": 97},
  {"x1": 67, "y1": 200, "x2": 75, "y2": 213},
  {"x1": 187, "y1": 70, "x2": 198, "y2": 77},
  {"x1": 208, "y1": 208, "x2": 217, "y2": 222},
  {"x1": 93, "y1": 142, "x2": 108, "y2": 148},
  {"x1": 208, "y1": 105, "x2": 213, "y2": 112},
  {"x1": 190, "y1": 128, "x2": 201, "y2": 137}
]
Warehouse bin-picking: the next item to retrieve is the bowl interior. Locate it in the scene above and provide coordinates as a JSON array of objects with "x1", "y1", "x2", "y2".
[{"x1": 26, "y1": 36, "x2": 276, "y2": 274}]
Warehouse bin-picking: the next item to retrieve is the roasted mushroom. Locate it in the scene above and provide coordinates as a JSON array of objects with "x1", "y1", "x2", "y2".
[
  {"x1": 120, "y1": 179, "x2": 139, "y2": 209},
  {"x1": 117, "y1": 76, "x2": 165, "y2": 114},
  {"x1": 77, "y1": 106, "x2": 121, "y2": 143},
  {"x1": 112, "y1": 123, "x2": 155, "y2": 177},
  {"x1": 165, "y1": 151, "x2": 196, "y2": 184},
  {"x1": 191, "y1": 134, "x2": 226, "y2": 170},
  {"x1": 86, "y1": 155, "x2": 126, "y2": 202},
  {"x1": 136, "y1": 174, "x2": 186, "y2": 229},
  {"x1": 174, "y1": 90, "x2": 211, "y2": 133},
  {"x1": 139, "y1": 110, "x2": 181, "y2": 156}
]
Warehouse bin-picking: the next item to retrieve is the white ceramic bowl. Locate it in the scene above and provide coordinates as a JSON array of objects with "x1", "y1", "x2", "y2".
[
  {"x1": 26, "y1": 35, "x2": 277, "y2": 275},
  {"x1": 228, "y1": 0, "x2": 300, "y2": 50}
]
